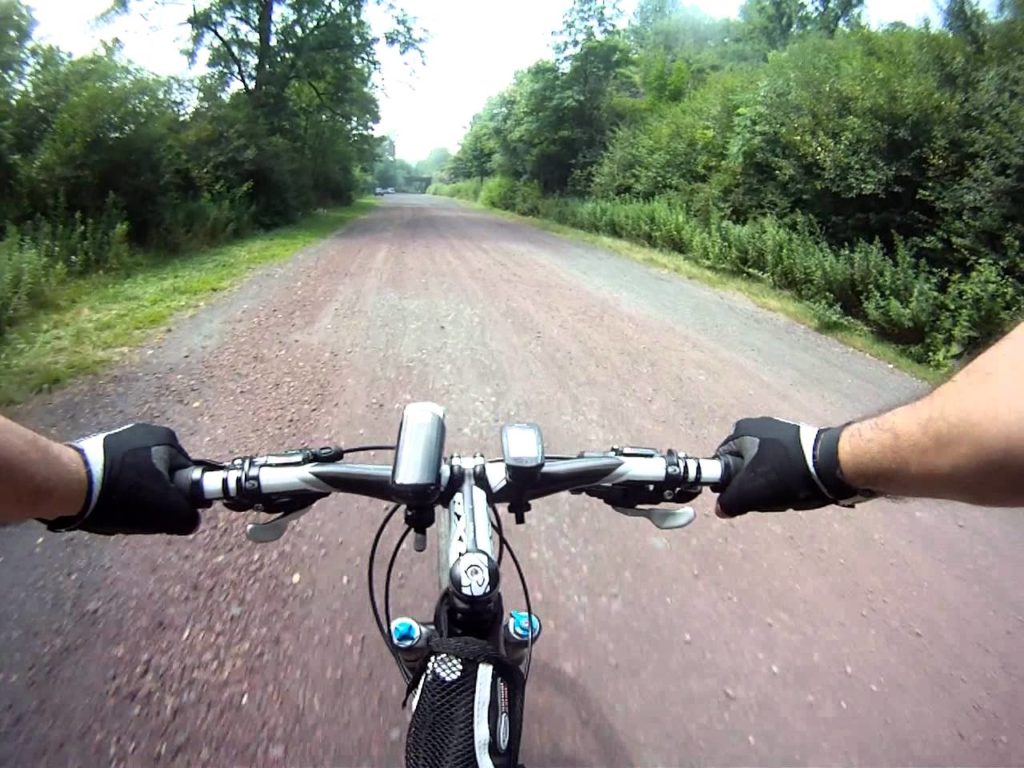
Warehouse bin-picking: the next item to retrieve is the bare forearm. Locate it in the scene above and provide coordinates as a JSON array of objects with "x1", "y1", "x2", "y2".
[
  {"x1": 0, "y1": 415, "x2": 87, "y2": 523},
  {"x1": 840, "y1": 323, "x2": 1024, "y2": 506}
]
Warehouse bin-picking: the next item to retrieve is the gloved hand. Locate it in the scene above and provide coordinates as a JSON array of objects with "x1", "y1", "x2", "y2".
[
  {"x1": 713, "y1": 417, "x2": 873, "y2": 518},
  {"x1": 44, "y1": 424, "x2": 200, "y2": 535}
]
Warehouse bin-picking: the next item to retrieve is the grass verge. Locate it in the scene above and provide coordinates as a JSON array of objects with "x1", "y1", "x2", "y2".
[
  {"x1": 460, "y1": 199, "x2": 940, "y2": 384},
  {"x1": 0, "y1": 201, "x2": 375, "y2": 405}
]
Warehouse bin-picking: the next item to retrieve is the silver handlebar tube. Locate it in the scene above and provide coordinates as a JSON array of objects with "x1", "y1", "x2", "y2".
[
  {"x1": 483, "y1": 455, "x2": 723, "y2": 503},
  {"x1": 607, "y1": 455, "x2": 722, "y2": 484},
  {"x1": 177, "y1": 455, "x2": 723, "y2": 508},
  {"x1": 174, "y1": 454, "x2": 723, "y2": 542},
  {"x1": 179, "y1": 463, "x2": 441, "y2": 506}
]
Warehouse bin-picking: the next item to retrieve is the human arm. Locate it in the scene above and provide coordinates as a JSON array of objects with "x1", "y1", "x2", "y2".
[
  {"x1": 0, "y1": 414, "x2": 88, "y2": 523},
  {"x1": 839, "y1": 322, "x2": 1024, "y2": 506},
  {"x1": 0, "y1": 415, "x2": 200, "y2": 534},
  {"x1": 715, "y1": 321, "x2": 1024, "y2": 516}
]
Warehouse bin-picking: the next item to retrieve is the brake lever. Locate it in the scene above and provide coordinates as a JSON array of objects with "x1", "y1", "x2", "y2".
[
  {"x1": 612, "y1": 505, "x2": 696, "y2": 530},
  {"x1": 246, "y1": 505, "x2": 315, "y2": 543},
  {"x1": 576, "y1": 478, "x2": 700, "y2": 530},
  {"x1": 239, "y1": 492, "x2": 328, "y2": 543}
]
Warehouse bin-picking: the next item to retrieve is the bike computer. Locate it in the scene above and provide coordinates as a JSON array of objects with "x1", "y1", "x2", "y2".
[{"x1": 501, "y1": 423, "x2": 544, "y2": 474}]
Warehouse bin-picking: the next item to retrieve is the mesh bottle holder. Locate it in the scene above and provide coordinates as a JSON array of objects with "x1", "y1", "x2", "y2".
[{"x1": 404, "y1": 635, "x2": 526, "y2": 768}]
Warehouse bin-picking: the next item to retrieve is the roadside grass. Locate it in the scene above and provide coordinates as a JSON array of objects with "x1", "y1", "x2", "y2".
[
  {"x1": 0, "y1": 201, "x2": 375, "y2": 405},
  {"x1": 464, "y1": 200, "x2": 940, "y2": 384}
]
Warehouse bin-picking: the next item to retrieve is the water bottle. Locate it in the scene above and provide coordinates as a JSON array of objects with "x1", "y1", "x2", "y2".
[
  {"x1": 503, "y1": 610, "x2": 541, "y2": 666},
  {"x1": 390, "y1": 617, "x2": 433, "y2": 666}
]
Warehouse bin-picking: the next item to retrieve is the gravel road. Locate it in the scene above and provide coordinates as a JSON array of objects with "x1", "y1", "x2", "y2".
[{"x1": 1, "y1": 194, "x2": 1021, "y2": 767}]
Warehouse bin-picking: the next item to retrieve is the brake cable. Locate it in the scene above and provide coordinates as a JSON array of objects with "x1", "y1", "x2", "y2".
[
  {"x1": 367, "y1": 503, "x2": 413, "y2": 683},
  {"x1": 491, "y1": 503, "x2": 535, "y2": 681}
]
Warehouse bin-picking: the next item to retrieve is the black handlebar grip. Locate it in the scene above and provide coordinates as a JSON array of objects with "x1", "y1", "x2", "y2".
[
  {"x1": 173, "y1": 466, "x2": 213, "y2": 508},
  {"x1": 713, "y1": 453, "x2": 744, "y2": 492},
  {"x1": 173, "y1": 467, "x2": 192, "y2": 495}
]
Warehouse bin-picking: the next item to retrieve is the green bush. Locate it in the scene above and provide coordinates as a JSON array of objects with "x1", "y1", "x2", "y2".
[
  {"x1": 430, "y1": 176, "x2": 544, "y2": 217},
  {"x1": 928, "y1": 260, "x2": 1023, "y2": 367},
  {"x1": 507, "y1": 192, "x2": 1021, "y2": 366},
  {"x1": 428, "y1": 179, "x2": 483, "y2": 202},
  {"x1": 24, "y1": 196, "x2": 132, "y2": 274},
  {"x1": 0, "y1": 208, "x2": 134, "y2": 337},
  {"x1": 590, "y1": 68, "x2": 751, "y2": 212},
  {"x1": 0, "y1": 226, "x2": 50, "y2": 336},
  {"x1": 479, "y1": 177, "x2": 516, "y2": 210},
  {"x1": 479, "y1": 176, "x2": 543, "y2": 216},
  {"x1": 157, "y1": 190, "x2": 254, "y2": 252}
]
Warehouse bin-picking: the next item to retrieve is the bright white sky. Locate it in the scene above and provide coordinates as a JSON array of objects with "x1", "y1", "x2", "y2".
[{"x1": 27, "y1": 0, "x2": 981, "y2": 162}]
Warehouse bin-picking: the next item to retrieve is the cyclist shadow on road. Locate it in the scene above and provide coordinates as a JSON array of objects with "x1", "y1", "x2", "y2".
[{"x1": 519, "y1": 659, "x2": 634, "y2": 767}]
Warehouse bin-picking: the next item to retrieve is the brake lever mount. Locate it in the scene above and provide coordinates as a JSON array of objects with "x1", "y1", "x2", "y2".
[
  {"x1": 222, "y1": 447, "x2": 340, "y2": 543},
  {"x1": 573, "y1": 448, "x2": 701, "y2": 530}
]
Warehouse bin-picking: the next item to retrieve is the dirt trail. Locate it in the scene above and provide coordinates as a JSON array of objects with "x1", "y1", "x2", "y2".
[{"x1": 1, "y1": 195, "x2": 1021, "y2": 766}]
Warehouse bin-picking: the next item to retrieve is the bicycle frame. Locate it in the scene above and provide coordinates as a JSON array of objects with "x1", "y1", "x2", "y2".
[
  {"x1": 388, "y1": 454, "x2": 523, "y2": 676},
  {"x1": 435, "y1": 456, "x2": 510, "y2": 649}
]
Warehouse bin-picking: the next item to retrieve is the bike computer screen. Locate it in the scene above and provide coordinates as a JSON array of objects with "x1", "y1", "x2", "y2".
[{"x1": 501, "y1": 423, "x2": 544, "y2": 470}]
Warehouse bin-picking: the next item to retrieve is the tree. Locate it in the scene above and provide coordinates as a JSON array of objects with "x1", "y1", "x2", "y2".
[
  {"x1": 630, "y1": 1, "x2": 755, "y2": 107},
  {"x1": 103, "y1": 0, "x2": 422, "y2": 221},
  {"x1": 942, "y1": 0, "x2": 989, "y2": 51},
  {"x1": 393, "y1": 158, "x2": 415, "y2": 190},
  {"x1": 553, "y1": 0, "x2": 622, "y2": 61},
  {"x1": 998, "y1": 0, "x2": 1024, "y2": 18},
  {"x1": 722, "y1": 30, "x2": 962, "y2": 248},
  {"x1": 450, "y1": 112, "x2": 498, "y2": 182},
  {"x1": 4, "y1": 43, "x2": 185, "y2": 239},
  {"x1": 0, "y1": 0, "x2": 33, "y2": 86},
  {"x1": 739, "y1": 0, "x2": 864, "y2": 50},
  {"x1": 109, "y1": 0, "x2": 420, "y2": 103},
  {"x1": 933, "y1": 21, "x2": 1024, "y2": 280},
  {"x1": 373, "y1": 135, "x2": 397, "y2": 188},
  {"x1": 809, "y1": 0, "x2": 864, "y2": 36},
  {"x1": 179, "y1": 0, "x2": 393, "y2": 127},
  {"x1": 740, "y1": 0, "x2": 807, "y2": 50},
  {"x1": 0, "y1": 0, "x2": 427, "y2": 326},
  {"x1": 0, "y1": 0, "x2": 35, "y2": 219},
  {"x1": 414, "y1": 147, "x2": 452, "y2": 179},
  {"x1": 561, "y1": 36, "x2": 633, "y2": 189},
  {"x1": 630, "y1": 0, "x2": 731, "y2": 54},
  {"x1": 443, "y1": 1, "x2": 1024, "y2": 363},
  {"x1": 490, "y1": 62, "x2": 574, "y2": 188},
  {"x1": 590, "y1": 68, "x2": 751, "y2": 203}
]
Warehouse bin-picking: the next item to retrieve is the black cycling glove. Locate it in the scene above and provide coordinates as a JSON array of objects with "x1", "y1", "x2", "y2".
[
  {"x1": 44, "y1": 424, "x2": 200, "y2": 535},
  {"x1": 714, "y1": 417, "x2": 874, "y2": 518}
]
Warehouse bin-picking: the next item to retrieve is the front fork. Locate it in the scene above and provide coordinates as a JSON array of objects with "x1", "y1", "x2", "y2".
[{"x1": 390, "y1": 550, "x2": 542, "y2": 676}]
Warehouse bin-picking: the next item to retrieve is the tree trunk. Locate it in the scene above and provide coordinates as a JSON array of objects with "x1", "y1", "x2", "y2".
[{"x1": 255, "y1": 0, "x2": 275, "y2": 93}]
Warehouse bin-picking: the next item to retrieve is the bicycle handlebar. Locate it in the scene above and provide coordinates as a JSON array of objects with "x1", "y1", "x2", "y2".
[
  {"x1": 172, "y1": 402, "x2": 734, "y2": 543},
  {"x1": 174, "y1": 449, "x2": 725, "y2": 513}
]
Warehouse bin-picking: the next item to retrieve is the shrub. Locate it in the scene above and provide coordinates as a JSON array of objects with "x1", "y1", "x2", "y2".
[
  {"x1": 479, "y1": 177, "x2": 517, "y2": 210},
  {"x1": 0, "y1": 226, "x2": 50, "y2": 335},
  {"x1": 479, "y1": 177, "x2": 543, "y2": 216},
  {"x1": 927, "y1": 260, "x2": 1023, "y2": 367},
  {"x1": 428, "y1": 179, "x2": 483, "y2": 202},
  {"x1": 501, "y1": 191, "x2": 1020, "y2": 367},
  {"x1": 0, "y1": 207, "x2": 134, "y2": 337}
]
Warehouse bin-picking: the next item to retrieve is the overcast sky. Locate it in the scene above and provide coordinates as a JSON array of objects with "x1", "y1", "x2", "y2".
[{"x1": 28, "y1": 0, "x2": 975, "y2": 162}]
